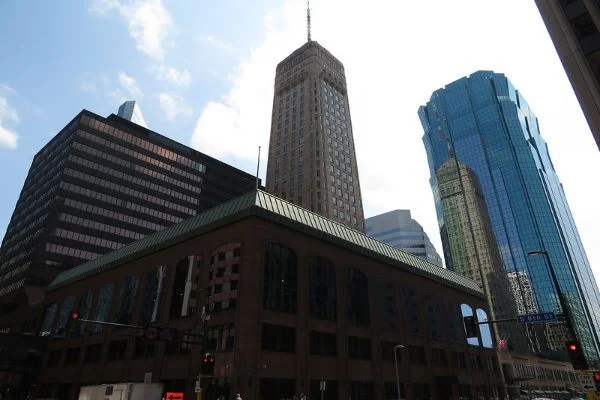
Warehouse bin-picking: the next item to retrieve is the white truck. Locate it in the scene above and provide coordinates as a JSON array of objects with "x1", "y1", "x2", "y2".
[{"x1": 77, "y1": 383, "x2": 163, "y2": 400}]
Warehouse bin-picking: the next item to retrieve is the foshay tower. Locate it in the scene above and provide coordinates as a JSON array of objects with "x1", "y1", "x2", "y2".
[{"x1": 266, "y1": 2, "x2": 365, "y2": 231}]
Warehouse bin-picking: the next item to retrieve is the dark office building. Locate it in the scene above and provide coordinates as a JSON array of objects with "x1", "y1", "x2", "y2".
[
  {"x1": 536, "y1": 0, "x2": 600, "y2": 150},
  {"x1": 0, "y1": 109, "x2": 258, "y2": 332},
  {"x1": 35, "y1": 190, "x2": 507, "y2": 400}
]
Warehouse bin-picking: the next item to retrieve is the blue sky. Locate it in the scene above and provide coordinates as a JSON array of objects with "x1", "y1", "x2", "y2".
[{"x1": 1, "y1": 0, "x2": 600, "y2": 285}]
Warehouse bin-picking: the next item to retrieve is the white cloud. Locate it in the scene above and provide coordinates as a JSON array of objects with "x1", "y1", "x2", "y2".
[
  {"x1": 158, "y1": 92, "x2": 192, "y2": 122},
  {"x1": 90, "y1": 0, "x2": 171, "y2": 60},
  {"x1": 118, "y1": 72, "x2": 143, "y2": 98},
  {"x1": 192, "y1": 0, "x2": 600, "y2": 281},
  {"x1": 80, "y1": 81, "x2": 97, "y2": 93},
  {"x1": 200, "y1": 35, "x2": 232, "y2": 51},
  {"x1": 0, "y1": 97, "x2": 20, "y2": 149},
  {"x1": 155, "y1": 66, "x2": 191, "y2": 87},
  {"x1": 0, "y1": 83, "x2": 16, "y2": 95}
]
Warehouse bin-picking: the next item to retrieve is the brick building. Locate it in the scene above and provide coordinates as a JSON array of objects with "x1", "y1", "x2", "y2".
[{"x1": 34, "y1": 190, "x2": 503, "y2": 400}]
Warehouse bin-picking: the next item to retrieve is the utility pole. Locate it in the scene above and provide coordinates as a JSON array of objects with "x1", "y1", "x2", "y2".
[{"x1": 394, "y1": 344, "x2": 404, "y2": 400}]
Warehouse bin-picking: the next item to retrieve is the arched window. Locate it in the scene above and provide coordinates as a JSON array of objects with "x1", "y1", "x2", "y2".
[
  {"x1": 92, "y1": 283, "x2": 115, "y2": 333},
  {"x1": 55, "y1": 296, "x2": 75, "y2": 337},
  {"x1": 140, "y1": 266, "x2": 168, "y2": 325},
  {"x1": 347, "y1": 268, "x2": 369, "y2": 326},
  {"x1": 170, "y1": 256, "x2": 197, "y2": 319},
  {"x1": 376, "y1": 279, "x2": 397, "y2": 331},
  {"x1": 476, "y1": 308, "x2": 493, "y2": 348},
  {"x1": 401, "y1": 284, "x2": 421, "y2": 335},
  {"x1": 77, "y1": 289, "x2": 94, "y2": 336},
  {"x1": 209, "y1": 244, "x2": 241, "y2": 313},
  {"x1": 39, "y1": 303, "x2": 58, "y2": 337},
  {"x1": 310, "y1": 256, "x2": 336, "y2": 320},
  {"x1": 263, "y1": 243, "x2": 297, "y2": 313},
  {"x1": 461, "y1": 303, "x2": 479, "y2": 346},
  {"x1": 116, "y1": 275, "x2": 140, "y2": 324}
]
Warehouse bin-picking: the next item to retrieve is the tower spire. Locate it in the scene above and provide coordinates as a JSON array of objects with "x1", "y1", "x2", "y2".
[{"x1": 306, "y1": 0, "x2": 311, "y2": 42}]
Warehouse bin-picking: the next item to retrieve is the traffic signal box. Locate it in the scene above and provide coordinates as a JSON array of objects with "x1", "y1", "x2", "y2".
[
  {"x1": 201, "y1": 354, "x2": 215, "y2": 376},
  {"x1": 566, "y1": 339, "x2": 588, "y2": 370},
  {"x1": 65, "y1": 312, "x2": 80, "y2": 337},
  {"x1": 463, "y1": 315, "x2": 478, "y2": 338}
]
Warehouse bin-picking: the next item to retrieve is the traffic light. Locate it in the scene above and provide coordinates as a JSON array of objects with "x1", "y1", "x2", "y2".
[
  {"x1": 463, "y1": 315, "x2": 478, "y2": 338},
  {"x1": 565, "y1": 339, "x2": 588, "y2": 370},
  {"x1": 65, "y1": 312, "x2": 80, "y2": 337},
  {"x1": 593, "y1": 371, "x2": 600, "y2": 390},
  {"x1": 201, "y1": 354, "x2": 215, "y2": 376}
]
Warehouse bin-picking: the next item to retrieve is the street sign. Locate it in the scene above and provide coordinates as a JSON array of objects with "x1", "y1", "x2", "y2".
[
  {"x1": 516, "y1": 312, "x2": 556, "y2": 324},
  {"x1": 320, "y1": 380, "x2": 326, "y2": 391},
  {"x1": 166, "y1": 392, "x2": 184, "y2": 400},
  {"x1": 194, "y1": 381, "x2": 202, "y2": 393}
]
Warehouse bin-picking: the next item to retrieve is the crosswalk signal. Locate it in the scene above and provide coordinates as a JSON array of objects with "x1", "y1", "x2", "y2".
[
  {"x1": 463, "y1": 315, "x2": 478, "y2": 338},
  {"x1": 201, "y1": 354, "x2": 215, "y2": 376},
  {"x1": 565, "y1": 339, "x2": 588, "y2": 370}
]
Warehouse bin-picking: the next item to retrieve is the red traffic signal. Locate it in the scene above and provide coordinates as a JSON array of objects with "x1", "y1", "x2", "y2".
[
  {"x1": 70, "y1": 312, "x2": 79, "y2": 320},
  {"x1": 567, "y1": 342, "x2": 578, "y2": 352},
  {"x1": 201, "y1": 354, "x2": 215, "y2": 376},
  {"x1": 565, "y1": 339, "x2": 588, "y2": 370},
  {"x1": 593, "y1": 371, "x2": 600, "y2": 382}
]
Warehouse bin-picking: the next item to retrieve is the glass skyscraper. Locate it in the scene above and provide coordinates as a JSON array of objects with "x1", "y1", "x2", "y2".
[
  {"x1": 117, "y1": 100, "x2": 148, "y2": 128},
  {"x1": 365, "y1": 209, "x2": 443, "y2": 267},
  {"x1": 419, "y1": 70, "x2": 600, "y2": 363}
]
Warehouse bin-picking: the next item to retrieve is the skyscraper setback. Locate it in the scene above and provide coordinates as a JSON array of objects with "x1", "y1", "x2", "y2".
[
  {"x1": 265, "y1": 37, "x2": 365, "y2": 231},
  {"x1": 419, "y1": 70, "x2": 600, "y2": 363}
]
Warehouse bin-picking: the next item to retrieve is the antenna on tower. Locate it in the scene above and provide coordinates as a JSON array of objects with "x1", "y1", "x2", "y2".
[{"x1": 306, "y1": 0, "x2": 311, "y2": 42}]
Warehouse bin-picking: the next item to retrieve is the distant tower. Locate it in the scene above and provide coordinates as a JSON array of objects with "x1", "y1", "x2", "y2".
[
  {"x1": 365, "y1": 209, "x2": 443, "y2": 267},
  {"x1": 265, "y1": 3, "x2": 365, "y2": 231},
  {"x1": 117, "y1": 100, "x2": 148, "y2": 128}
]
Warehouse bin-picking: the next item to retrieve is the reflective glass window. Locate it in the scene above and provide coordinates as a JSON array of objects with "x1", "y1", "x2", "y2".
[
  {"x1": 115, "y1": 275, "x2": 140, "y2": 325},
  {"x1": 140, "y1": 266, "x2": 168, "y2": 324},
  {"x1": 92, "y1": 283, "x2": 115, "y2": 334},
  {"x1": 309, "y1": 256, "x2": 336, "y2": 320},
  {"x1": 347, "y1": 268, "x2": 370, "y2": 326},
  {"x1": 263, "y1": 243, "x2": 297, "y2": 313}
]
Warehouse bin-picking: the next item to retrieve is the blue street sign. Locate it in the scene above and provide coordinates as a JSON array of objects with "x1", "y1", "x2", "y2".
[{"x1": 517, "y1": 312, "x2": 557, "y2": 324}]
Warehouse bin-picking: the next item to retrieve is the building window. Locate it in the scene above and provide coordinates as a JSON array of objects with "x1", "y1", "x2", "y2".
[
  {"x1": 263, "y1": 243, "x2": 297, "y2": 313},
  {"x1": 309, "y1": 256, "x2": 336, "y2": 321},
  {"x1": 54, "y1": 296, "x2": 75, "y2": 337},
  {"x1": 107, "y1": 340, "x2": 127, "y2": 361},
  {"x1": 412, "y1": 383, "x2": 431, "y2": 400},
  {"x1": 115, "y1": 275, "x2": 140, "y2": 325},
  {"x1": 170, "y1": 257, "x2": 194, "y2": 319},
  {"x1": 350, "y1": 381, "x2": 374, "y2": 400},
  {"x1": 206, "y1": 324, "x2": 236, "y2": 352},
  {"x1": 384, "y1": 382, "x2": 405, "y2": 400},
  {"x1": 348, "y1": 336, "x2": 371, "y2": 359},
  {"x1": 381, "y1": 341, "x2": 401, "y2": 362},
  {"x1": 402, "y1": 285, "x2": 421, "y2": 335},
  {"x1": 133, "y1": 337, "x2": 155, "y2": 359},
  {"x1": 140, "y1": 266, "x2": 168, "y2": 325},
  {"x1": 309, "y1": 331, "x2": 337, "y2": 356},
  {"x1": 165, "y1": 331, "x2": 192, "y2": 356},
  {"x1": 408, "y1": 345, "x2": 426, "y2": 365},
  {"x1": 64, "y1": 347, "x2": 80, "y2": 365},
  {"x1": 39, "y1": 302, "x2": 58, "y2": 337},
  {"x1": 92, "y1": 283, "x2": 115, "y2": 334},
  {"x1": 76, "y1": 289, "x2": 94, "y2": 336},
  {"x1": 47, "y1": 350, "x2": 62, "y2": 367},
  {"x1": 425, "y1": 293, "x2": 443, "y2": 338},
  {"x1": 84, "y1": 344, "x2": 102, "y2": 363},
  {"x1": 376, "y1": 279, "x2": 398, "y2": 331},
  {"x1": 261, "y1": 323, "x2": 295, "y2": 353},
  {"x1": 432, "y1": 348, "x2": 448, "y2": 367},
  {"x1": 347, "y1": 268, "x2": 370, "y2": 326}
]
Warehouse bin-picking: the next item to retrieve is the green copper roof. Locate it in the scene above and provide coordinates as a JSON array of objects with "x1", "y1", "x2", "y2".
[{"x1": 49, "y1": 190, "x2": 483, "y2": 297}]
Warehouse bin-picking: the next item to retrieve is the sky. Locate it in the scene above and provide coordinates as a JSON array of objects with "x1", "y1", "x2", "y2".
[{"x1": 0, "y1": 1, "x2": 599, "y2": 284}]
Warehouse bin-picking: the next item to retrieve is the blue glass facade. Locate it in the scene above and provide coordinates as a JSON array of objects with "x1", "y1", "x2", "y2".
[{"x1": 419, "y1": 71, "x2": 600, "y2": 362}]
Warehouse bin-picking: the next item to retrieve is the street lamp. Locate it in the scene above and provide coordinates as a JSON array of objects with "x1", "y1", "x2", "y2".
[
  {"x1": 527, "y1": 250, "x2": 575, "y2": 339},
  {"x1": 394, "y1": 344, "x2": 405, "y2": 400}
]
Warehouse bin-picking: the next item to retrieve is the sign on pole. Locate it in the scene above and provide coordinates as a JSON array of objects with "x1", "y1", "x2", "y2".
[
  {"x1": 516, "y1": 312, "x2": 556, "y2": 324},
  {"x1": 195, "y1": 381, "x2": 202, "y2": 393},
  {"x1": 320, "y1": 380, "x2": 326, "y2": 391}
]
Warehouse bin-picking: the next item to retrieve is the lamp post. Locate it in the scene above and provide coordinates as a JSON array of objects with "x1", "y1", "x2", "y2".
[
  {"x1": 527, "y1": 250, "x2": 575, "y2": 339},
  {"x1": 393, "y1": 344, "x2": 404, "y2": 400}
]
